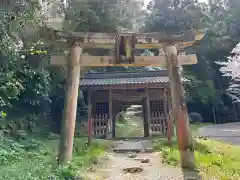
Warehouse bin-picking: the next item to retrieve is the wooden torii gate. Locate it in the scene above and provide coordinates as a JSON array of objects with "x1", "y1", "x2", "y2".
[{"x1": 48, "y1": 29, "x2": 205, "y2": 169}]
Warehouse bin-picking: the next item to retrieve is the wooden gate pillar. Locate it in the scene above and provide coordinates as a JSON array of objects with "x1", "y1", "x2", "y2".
[
  {"x1": 164, "y1": 45, "x2": 195, "y2": 169},
  {"x1": 142, "y1": 97, "x2": 149, "y2": 137},
  {"x1": 107, "y1": 89, "x2": 113, "y2": 138},
  {"x1": 88, "y1": 90, "x2": 92, "y2": 145},
  {"x1": 112, "y1": 107, "x2": 117, "y2": 138},
  {"x1": 167, "y1": 89, "x2": 174, "y2": 130},
  {"x1": 167, "y1": 110, "x2": 173, "y2": 144},
  {"x1": 145, "y1": 88, "x2": 152, "y2": 136},
  {"x1": 59, "y1": 44, "x2": 82, "y2": 164}
]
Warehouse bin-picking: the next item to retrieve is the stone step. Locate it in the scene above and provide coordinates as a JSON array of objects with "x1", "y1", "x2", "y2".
[
  {"x1": 113, "y1": 148, "x2": 141, "y2": 153},
  {"x1": 127, "y1": 107, "x2": 142, "y2": 111},
  {"x1": 125, "y1": 110, "x2": 143, "y2": 115}
]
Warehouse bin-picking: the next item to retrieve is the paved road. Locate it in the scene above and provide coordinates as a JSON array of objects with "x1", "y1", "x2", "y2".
[{"x1": 199, "y1": 123, "x2": 240, "y2": 145}]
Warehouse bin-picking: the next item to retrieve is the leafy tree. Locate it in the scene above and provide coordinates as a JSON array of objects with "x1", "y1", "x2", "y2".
[
  {"x1": 0, "y1": 1, "x2": 44, "y2": 111},
  {"x1": 145, "y1": 0, "x2": 209, "y2": 33},
  {"x1": 144, "y1": 0, "x2": 240, "y2": 122},
  {"x1": 216, "y1": 42, "x2": 240, "y2": 103}
]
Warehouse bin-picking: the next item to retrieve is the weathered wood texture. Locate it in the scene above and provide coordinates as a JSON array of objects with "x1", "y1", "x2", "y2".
[
  {"x1": 149, "y1": 88, "x2": 169, "y2": 134},
  {"x1": 58, "y1": 45, "x2": 82, "y2": 164},
  {"x1": 145, "y1": 88, "x2": 152, "y2": 136},
  {"x1": 50, "y1": 54, "x2": 197, "y2": 67},
  {"x1": 112, "y1": 90, "x2": 145, "y2": 102},
  {"x1": 43, "y1": 41, "x2": 198, "y2": 50},
  {"x1": 92, "y1": 90, "x2": 109, "y2": 104},
  {"x1": 92, "y1": 114, "x2": 108, "y2": 136},
  {"x1": 165, "y1": 45, "x2": 195, "y2": 169},
  {"x1": 87, "y1": 90, "x2": 92, "y2": 145},
  {"x1": 49, "y1": 29, "x2": 204, "y2": 44},
  {"x1": 108, "y1": 89, "x2": 113, "y2": 138},
  {"x1": 150, "y1": 113, "x2": 167, "y2": 133},
  {"x1": 149, "y1": 99, "x2": 167, "y2": 134},
  {"x1": 142, "y1": 99, "x2": 150, "y2": 137},
  {"x1": 89, "y1": 90, "x2": 109, "y2": 137},
  {"x1": 167, "y1": 110, "x2": 173, "y2": 144}
]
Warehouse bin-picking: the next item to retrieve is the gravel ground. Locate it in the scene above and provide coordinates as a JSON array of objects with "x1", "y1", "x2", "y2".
[
  {"x1": 83, "y1": 105, "x2": 203, "y2": 180},
  {"x1": 84, "y1": 140, "x2": 202, "y2": 180}
]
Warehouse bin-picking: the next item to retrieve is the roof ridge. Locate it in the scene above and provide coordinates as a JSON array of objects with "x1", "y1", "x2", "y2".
[{"x1": 81, "y1": 70, "x2": 168, "y2": 80}]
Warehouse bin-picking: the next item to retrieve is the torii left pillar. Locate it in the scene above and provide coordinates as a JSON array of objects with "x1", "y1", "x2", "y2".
[{"x1": 58, "y1": 42, "x2": 82, "y2": 164}]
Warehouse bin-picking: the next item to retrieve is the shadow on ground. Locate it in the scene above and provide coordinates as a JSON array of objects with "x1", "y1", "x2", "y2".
[{"x1": 182, "y1": 169, "x2": 202, "y2": 180}]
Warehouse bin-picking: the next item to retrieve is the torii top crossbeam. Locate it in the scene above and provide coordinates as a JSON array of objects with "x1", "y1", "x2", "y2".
[
  {"x1": 45, "y1": 28, "x2": 205, "y2": 67},
  {"x1": 47, "y1": 29, "x2": 205, "y2": 48},
  {"x1": 51, "y1": 30, "x2": 204, "y2": 42}
]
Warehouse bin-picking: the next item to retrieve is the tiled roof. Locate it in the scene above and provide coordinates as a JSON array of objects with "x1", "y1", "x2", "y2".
[
  {"x1": 80, "y1": 76, "x2": 169, "y2": 86},
  {"x1": 80, "y1": 70, "x2": 169, "y2": 86}
]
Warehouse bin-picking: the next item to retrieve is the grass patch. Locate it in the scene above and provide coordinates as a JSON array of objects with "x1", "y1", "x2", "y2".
[
  {"x1": 115, "y1": 120, "x2": 143, "y2": 137},
  {"x1": 153, "y1": 123, "x2": 240, "y2": 180},
  {"x1": 115, "y1": 107, "x2": 144, "y2": 138},
  {"x1": 0, "y1": 134, "x2": 110, "y2": 180},
  {"x1": 153, "y1": 138, "x2": 240, "y2": 180}
]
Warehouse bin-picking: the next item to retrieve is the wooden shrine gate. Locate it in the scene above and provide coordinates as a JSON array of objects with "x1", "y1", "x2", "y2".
[
  {"x1": 87, "y1": 90, "x2": 110, "y2": 137},
  {"x1": 150, "y1": 100, "x2": 168, "y2": 134},
  {"x1": 92, "y1": 102, "x2": 109, "y2": 136},
  {"x1": 80, "y1": 71, "x2": 173, "y2": 138},
  {"x1": 45, "y1": 26, "x2": 205, "y2": 167},
  {"x1": 147, "y1": 88, "x2": 170, "y2": 135}
]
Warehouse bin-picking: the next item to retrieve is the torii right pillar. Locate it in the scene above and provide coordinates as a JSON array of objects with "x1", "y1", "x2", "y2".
[{"x1": 164, "y1": 45, "x2": 196, "y2": 169}]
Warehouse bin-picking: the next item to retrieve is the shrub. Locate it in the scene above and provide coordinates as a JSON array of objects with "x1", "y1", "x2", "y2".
[
  {"x1": 54, "y1": 164, "x2": 78, "y2": 179},
  {"x1": 117, "y1": 112, "x2": 126, "y2": 124},
  {"x1": 189, "y1": 112, "x2": 203, "y2": 124}
]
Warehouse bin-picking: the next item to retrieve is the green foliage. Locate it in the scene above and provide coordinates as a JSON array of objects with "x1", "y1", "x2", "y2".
[
  {"x1": 0, "y1": 136, "x2": 54, "y2": 180},
  {"x1": 117, "y1": 111, "x2": 126, "y2": 124},
  {"x1": 0, "y1": 1, "x2": 51, "y2": 114},
  {"x1": 2, "y1": 0, "x2": 240, "y2": 178},
  {"x1": 54, "y1": 164, "x2": 78, "y2": 179},
  {"x1": 189, "y1": 112, "x2": 203, "y2": 123},
  {"x1": 16, "y1": 67, "x2": 51, "y2": 114},
  {"x1": 145, "y1": 0, "x2": 240, "y2": 122},
  {"x1": 115, "y1": 107, "x2": 144, "y2": 137},
  {"x1": 153, "y1": 138, "x2": 240, "y2": 180},
  {"x1": 63, "y1": 0, "x2": 140, "y2": 33},
  {"x1": 0, "y1": 111, "x2": 6, "y2": 118},
  {"x1": 0, "y1": 135, "x2": 109, "y2": 180},
  {"x1": 145, "y1": 0, "x2": 209, "y2": 33},
  {"x1": 0, "y1": 57, "x2": 25, "y2": 109}
]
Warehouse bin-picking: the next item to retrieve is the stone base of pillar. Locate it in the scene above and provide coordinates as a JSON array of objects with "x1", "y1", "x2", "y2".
[
  {"x1": 106, "y1": 132, "x2": 113, "y2": 139},
  {"x1": 180, "y1": 149, "x2": 196, "y2": 169}
]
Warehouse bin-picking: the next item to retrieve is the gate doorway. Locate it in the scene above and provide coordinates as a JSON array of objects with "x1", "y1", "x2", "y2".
[
  {"x1": 80, "y1": 70, "x2": 173, "y2": 140},
  {"x1": 115, "y1": 104, "x2": 145, "y2": 138}
]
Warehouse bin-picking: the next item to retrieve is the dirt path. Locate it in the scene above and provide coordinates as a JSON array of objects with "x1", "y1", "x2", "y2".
[
  {"x1": 84, "y1": 139, "x2": 202, "y2": 180},
  {"x1": 83, "y1": 105, "x2": 202, "y2": 180}
]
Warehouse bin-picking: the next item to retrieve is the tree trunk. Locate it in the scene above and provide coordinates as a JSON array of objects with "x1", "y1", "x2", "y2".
[
  {"x1": 233, "y1": 102, "x2": 238, "y2": 122},
  {"x1": 58, "y1": 44, "x2": 82, "y2": 164},
  {"x1": 212, "y1": 105, "x2": 217, "y2": 124},
  {"x1": 164, "y1": 45, "x2": 196, "y2": 169},
  {"x1": 209, "y1": 0, "x2": 213, "y2": 15}
]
